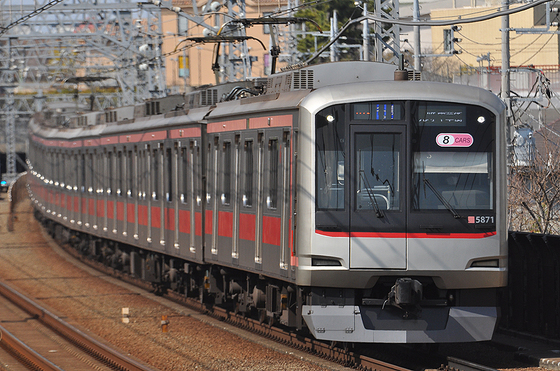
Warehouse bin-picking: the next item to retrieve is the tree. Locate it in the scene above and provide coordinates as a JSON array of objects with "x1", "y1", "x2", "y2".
[
  {"x1": 508, "y1": 125, "x2": 560, "y2": 234},
  {"x1": 296, "y1": 0, "x2": 365, "y2": 62}
]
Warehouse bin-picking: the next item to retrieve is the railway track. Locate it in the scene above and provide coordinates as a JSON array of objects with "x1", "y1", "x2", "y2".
[
  {"x1": 0, "y1": 277, "x2": 156, "y2": 371},
  {"x1": 2, "y1": 186, "x2": 519, "y2": 371},
  {"x1": 50, "y1": 228, "x2": 471, "y2": 371}
]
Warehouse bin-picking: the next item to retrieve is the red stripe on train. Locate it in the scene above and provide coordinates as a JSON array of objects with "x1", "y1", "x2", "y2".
[
  {"x1": 218, "y1": 211, "x2": 233, "y2": 237},
  {"x1": 239, "y1": 213, "x2": 256, "y2": 241},
  {"x1": 315, "y1": 230, "x2": 497, "y2": 238},
  {"x1": 263, "y1": 216, "x2": 281, "y2": 246},
  {"x1": 179, "y1": 210, "x2": 190, "y2": 234}
]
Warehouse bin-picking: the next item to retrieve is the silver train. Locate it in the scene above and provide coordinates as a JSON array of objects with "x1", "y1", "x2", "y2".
[{"x1": 27, "y1": 61, "x2": 507, "y2": 343}]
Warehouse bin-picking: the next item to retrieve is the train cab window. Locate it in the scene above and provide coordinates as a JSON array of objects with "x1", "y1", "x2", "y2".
[
  {"x1": 316, "y1": 105, "x2": 346, "y2": 211},
  {"x1": 221, "y1": 141, "x2": 232, "y2": 205},
  {"x1": 243, "y1": 140, "x2": 253, "y2": 207},
  {"x1": 267, "y1": 139, "x2": 279, "y2": 209},
  {"x1": 412, "y1": 102, "x2": 495, "y2": 211}
]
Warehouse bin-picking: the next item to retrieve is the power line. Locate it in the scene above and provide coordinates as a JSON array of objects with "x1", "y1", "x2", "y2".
[
  {"x1": 0, "y1": 0, "x2": 64, "y2": 37},
  {"x1": 365, "y1": 0, "x2": 550, "y2": 26}
]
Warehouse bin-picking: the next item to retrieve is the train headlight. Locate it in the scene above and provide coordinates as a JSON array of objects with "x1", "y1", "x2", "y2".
[
  {"x1": 477, "y1": 116, "x2": 486, "y2": 124},
  {"x1": 326, "y1": 114, "x2": 335, "y2": 123},
  {"x1": 470, "y1": 259, "x2": 499, "y2": 267},
  {"x1": 312, "y1": 257, "x2": 342, "y2": 266}
]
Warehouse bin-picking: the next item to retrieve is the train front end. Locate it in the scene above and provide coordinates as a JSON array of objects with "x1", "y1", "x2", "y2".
[{"x1": 296, "y1": 80, "x2": 507, "y2": 343}]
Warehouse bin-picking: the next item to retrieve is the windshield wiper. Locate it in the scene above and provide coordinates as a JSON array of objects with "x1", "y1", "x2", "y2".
[
  {"x1": 423, "y1": 178, "x2": 461, "y2": 219},
  {"x1": 359, "y1": 170, "x2": 384, "y2": 218}
]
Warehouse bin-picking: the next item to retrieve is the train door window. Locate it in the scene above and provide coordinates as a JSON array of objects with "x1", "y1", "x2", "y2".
[
  {"x1": 127, "y1": 150, "x2": 133, "y2": 198},
  {"x1": 243, "y1": 140, "x2": 253, "y2": 207},
  {"x1": 166, "y1": 147, "x2": 173, "y2": 202},
  {"x1": 267, "y1": 139, "x2": 279, "y2": 209},
  {"x1": 72, "y1": 153, "x2": 77, "y2": 191},
  {"x1": 96, "y1": 152, "x2": 102, "y2": 195},
  {"x1": 222, "y1": 141, "x2": 232, "y2": 205},
  {"x1": 117, "y1": 151, "x2": 123, "y2": 197},
  {"x1": 138, "y1": 149, "x2": 144, "y2": 199},
  {"x1": 355, "y1": 133, "x2": 401, "y2": 211},
  {"x1": 152, "y1": 147, "x2": 160, "y2": 201},
  {"x1": 80, "y1": 153, "x2": 86, "y2": 192},
  {"x1": 53, "y1": 153, "x2": 58, "y2": 186},
  {"x1": 108, "y1": 151, "x2": 114, "y2": 195},
  {"x1": 60, "y1": 152, "x2": 66, "y2": 188},
  {"x1": 180, "y1": 147, "x2": 188, "y2": 204},
  {"x1": 89, "y1": 153, "x2": 94, "y2": 193}
]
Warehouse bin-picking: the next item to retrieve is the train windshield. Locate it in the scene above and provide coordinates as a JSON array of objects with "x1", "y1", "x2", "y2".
[
  {"x1": 315, "y1": 100, "x2": 496, "y2": 233},
  {"x1": 411, "y1": 102, "x2": 495, "y2": 211}
]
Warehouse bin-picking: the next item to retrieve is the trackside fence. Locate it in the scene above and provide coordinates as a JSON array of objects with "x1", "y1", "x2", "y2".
[{"x1": 500, "y1": 232, "x2": 560, "y2": 339}]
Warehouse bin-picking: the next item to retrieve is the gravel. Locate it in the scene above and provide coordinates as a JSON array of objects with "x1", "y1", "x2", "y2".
[{"x1": 0, "y1": 199, "x2": 348, "y2": 371}]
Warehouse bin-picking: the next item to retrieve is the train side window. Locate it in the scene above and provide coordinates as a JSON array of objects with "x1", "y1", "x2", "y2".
[
  {"x1": 107, "y1": 151, "x2": 113, "y2": 195},
  {"x1": 117, "y1": 151, "x2": 123, "y2": 196},
  {"x1": 60, "y1": 152, "x2": 66, "y2": 188},
  {"x1": 243, "y1": 140, "x2": 253, "y2": 207},
  {"x1": 267, "y1": 139, "x2": 279, "y2": 209},
  {"x1": 180, "y1": 147, "x2": 188, "y2": 204},
  {"x1": 222, "y1": 141, "x2": 232, "y2": 205},
  {"x1": 152, "y1": 148, "x2": 159, "y2": 201},
  {"x1": 165, "y1": 148, "x2": 173, "y2": 202},
  {"x1": 141, "y1": 150, "x2": 146, "y2": 200},
  {"x1": 137, "y1": 150, "x2": 143, "y2": 199},
  {"x1": 80, "y1": 153, "x2": 86, "y2": 192},
  {"x1": 127, "y1": 150, "x2": 133, "y2": 198},
  {"x1": 89, "y1": 153, "x2": 94, "y2": 193},
  {"x1": 96, "y1": 152, "x2": 102, "y2": 194}
]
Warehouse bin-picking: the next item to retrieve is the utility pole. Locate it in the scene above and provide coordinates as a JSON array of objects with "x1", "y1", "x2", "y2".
[
  {"x1": 362, "y1": 3, "x2": 369, "y2": 61},
  {"x1": 501, "y1": 0, "x2": 512, "y2": 164},
  {"x1": 413, "y1": 0, "x2": 422, "y2": 71},
  {"x1": 330, "y1": 10, "x2": 338, "y2": 62}
]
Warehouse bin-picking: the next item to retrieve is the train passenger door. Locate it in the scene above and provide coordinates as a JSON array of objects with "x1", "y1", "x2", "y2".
[{"x1": 349, "y1": 124, "x2": 407, "y2": 269}]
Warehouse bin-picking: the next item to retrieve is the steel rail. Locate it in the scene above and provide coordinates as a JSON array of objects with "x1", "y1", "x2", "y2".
[
  {"x1": 0, "y1": 324, "x2": 63, "y2": 371},
  {"x1": 0, "y1": 280, "x2": 157, "y2": 371}
]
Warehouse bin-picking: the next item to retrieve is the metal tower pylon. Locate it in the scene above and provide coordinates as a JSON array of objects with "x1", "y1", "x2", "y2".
[
  {"x1": 219, "y1": 0, "x2": 252, "y2": 81},
  {"x1": 373, "y1": 0, "x2": 400, "y2": 64},
  {"x1": 0, "y1": 0, "x2": 167, "y2": 182}
]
